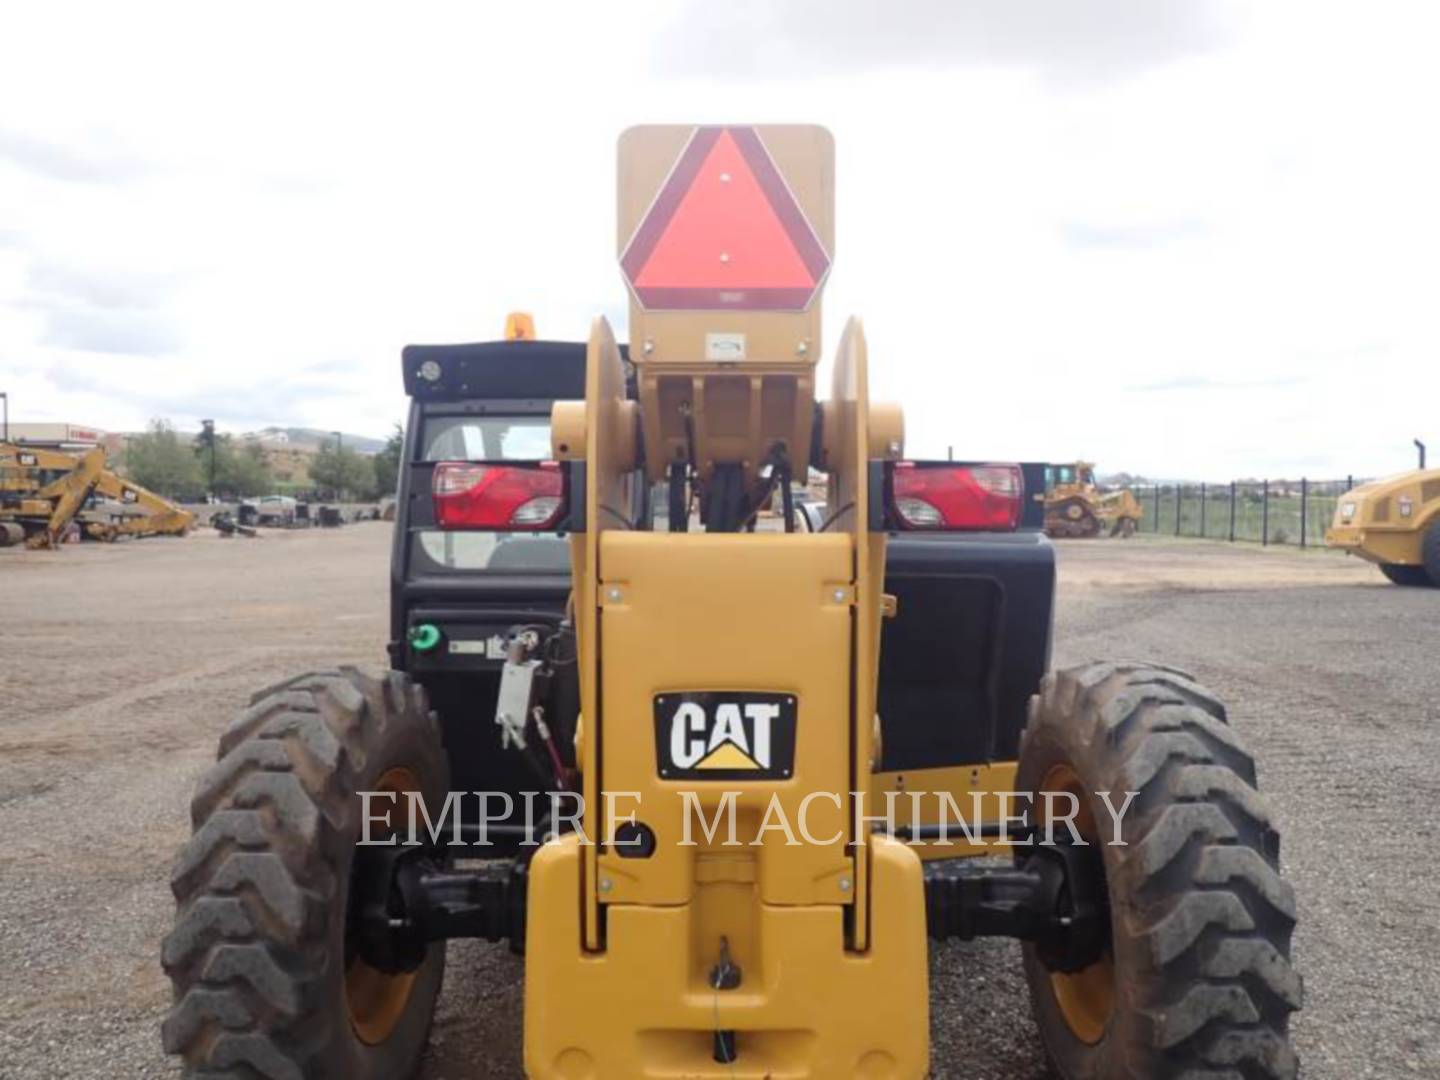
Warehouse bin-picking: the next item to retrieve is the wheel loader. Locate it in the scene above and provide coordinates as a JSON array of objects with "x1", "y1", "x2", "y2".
[
  {"x1": 1325, "y1": 464, "x2": 1440, "y2": 585},
  {"x1": 1043, "y1": 462, "x2": 1143, "y2": 538},
  {"x1": 163, "y1": 125, "x2": 1300, "y2": 1079}
]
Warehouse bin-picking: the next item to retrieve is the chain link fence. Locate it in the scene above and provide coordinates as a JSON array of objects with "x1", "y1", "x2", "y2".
[{"x1": 1135, "y1": 478, "x2": 1361, "y2": 547}]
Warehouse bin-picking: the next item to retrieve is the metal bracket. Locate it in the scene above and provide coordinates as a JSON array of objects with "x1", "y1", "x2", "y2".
[
  {"x1": 496, "y1": 660, "x2": 541, "y2": 748},
  {"x1": 352, "y1": 848, "x2": 530, "y2": 971},
  {"x1": 923, "y1": 843, "x2": 1108, "y2": 973}
]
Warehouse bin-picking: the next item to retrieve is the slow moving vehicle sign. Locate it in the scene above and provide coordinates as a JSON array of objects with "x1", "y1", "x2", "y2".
[{"x1": 620, "y1": 126, "x2": 831, "y2": 312}]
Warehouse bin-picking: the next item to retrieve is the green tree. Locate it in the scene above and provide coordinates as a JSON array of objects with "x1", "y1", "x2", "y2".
[
  {"x1": 311, "y1": 440, "x2": 377, "y2": 500},
  {"x1": 124, "y1": 419, "x2": 205, "y2": 499},
  {"x1": 343, "y1": 451, "x2": 378, "y2": 500},
  {"x1": 214, "y1": 437, "x2": 274, "y2": 497},
  {"x1": 373, "y1": 423, "x2": 403, "y2": 498},
  {"x1": 188, "y1": 429, "x2": 273, "y2": 498}
]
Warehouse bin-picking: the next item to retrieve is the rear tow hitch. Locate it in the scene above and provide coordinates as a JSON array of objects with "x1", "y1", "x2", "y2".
[
  {"x1": 351, "y1": 845, "x2": 530, "y2": 972},
  {"x1": 923, "y1": 841, "x2": 1109, "y2": 973}
]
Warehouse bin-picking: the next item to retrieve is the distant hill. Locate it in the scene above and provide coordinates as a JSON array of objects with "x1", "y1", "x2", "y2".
[
  {"x1": 247, "y1": 427, "x2": 386, "y2": 454},
  {"x1": 1099, "y1": 471, "x2": 1150, "y2": 487}
]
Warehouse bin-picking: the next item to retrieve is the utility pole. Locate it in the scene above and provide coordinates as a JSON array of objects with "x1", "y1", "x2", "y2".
[
  {"x1": 0, "y1": 391, "x2": 8, "y2": 443},
  {"x1": 332, "y1": 431, "x2": 344, "y2": 501},
  {"x1": 201, "y1": 419, "x2": 217, "y2": 498}
]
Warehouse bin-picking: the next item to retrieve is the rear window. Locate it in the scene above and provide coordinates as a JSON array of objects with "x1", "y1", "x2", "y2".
[
  {"x1": 421, "y1": 416, "x2": 551, "y2": 462},
  {"x1": 412, "y1": 413, "x2": 566, "y2": 574}
]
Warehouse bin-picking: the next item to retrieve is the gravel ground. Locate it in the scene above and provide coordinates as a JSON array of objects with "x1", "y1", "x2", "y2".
[{"x1": 0, "y1": 527, "x2": 1435, "y2": 1078}]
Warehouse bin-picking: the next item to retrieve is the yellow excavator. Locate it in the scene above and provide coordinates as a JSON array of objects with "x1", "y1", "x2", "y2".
[
  {"x1": 0, "y1": 441, "x2": 194, "y2": 548},
  {"x1": 1043, "y1": 461, "x2": 1143, "y2": 538}
]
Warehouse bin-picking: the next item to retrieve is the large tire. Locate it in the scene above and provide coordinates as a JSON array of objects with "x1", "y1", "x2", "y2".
[
  {"x1": 1422, "y1": 518, "x2": 1440, "y2": 585},
  {"x1": 1017, "y1": 662, "x2": 1301, "y2": 1079},
  {"x1": 162, "y1": 667, "x2": 450, "y2": 1079},
  {"x1": 1380, "y1": 563, "x2": 1432, "y2": 587}
]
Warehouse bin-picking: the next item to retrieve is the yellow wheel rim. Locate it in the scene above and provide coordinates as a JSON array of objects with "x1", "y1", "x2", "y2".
[
  {"x1": 346, "y1": 766, "x2": 421, "y2": 1046},
  {"x1": 1038, "y1": 762, "x2": 1115, "y2": 1045}
]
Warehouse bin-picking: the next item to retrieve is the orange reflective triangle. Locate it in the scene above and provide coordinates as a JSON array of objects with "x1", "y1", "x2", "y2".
[
  {"x1": 620, "y1": 126, "x2": 830, "y2": 311},
  {"x1": 635, "y1": 129, "x2": 813, "y2": 291}
]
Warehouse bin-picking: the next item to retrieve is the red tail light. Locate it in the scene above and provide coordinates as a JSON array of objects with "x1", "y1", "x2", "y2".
[
  {"x1": 432, "y1": 462, "x2": 565, "y2": 530},
  {"x1": 891, "y1": 462, "x2": 1024, "y2": 531}
]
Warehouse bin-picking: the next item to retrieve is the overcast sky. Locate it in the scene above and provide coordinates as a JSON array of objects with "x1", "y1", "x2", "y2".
[{"x1": 1, "y1": 1, "x2": 1435, "y2": 479}]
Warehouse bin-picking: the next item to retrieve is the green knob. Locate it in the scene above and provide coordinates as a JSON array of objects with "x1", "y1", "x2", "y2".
[{"x1": 409, "y1": 623, "x2": 442, "y2": 652}]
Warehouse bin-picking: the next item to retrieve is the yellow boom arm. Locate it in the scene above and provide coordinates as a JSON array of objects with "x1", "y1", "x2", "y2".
[
  {"x1": 85, "y1": 470, "x2": 195, "y2": 540},
  {"x1": 27, "y1": 446, "x2": 108, "y2": 548}
]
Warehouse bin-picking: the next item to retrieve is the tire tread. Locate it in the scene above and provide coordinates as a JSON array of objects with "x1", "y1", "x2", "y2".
[
  {"x1": 1024, "y1": 662, "x2": 1300, "y2": 1080},
  {"x1": 163, "y1": 667, "x2": 443, "y2": 1078}
]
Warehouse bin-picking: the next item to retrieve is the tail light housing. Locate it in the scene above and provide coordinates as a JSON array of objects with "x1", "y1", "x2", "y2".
[
  {"x1": 890, "y1": 462, "x2": 1024, "y2": 531},
  {"x1": 432, "y1": 461, "x2": 566, "y2": 530}
]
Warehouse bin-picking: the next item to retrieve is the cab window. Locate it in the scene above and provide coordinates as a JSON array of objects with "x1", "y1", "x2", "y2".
[
  {"x1": 421, "y1": 416, "x2": 552, "y2": 462},
  {"x1": 412, "y1": 414, "x2": 566, "y2": 574}
]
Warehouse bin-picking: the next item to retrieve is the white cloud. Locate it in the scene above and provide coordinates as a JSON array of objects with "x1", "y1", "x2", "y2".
[
  {"x1": 650, "y1": 0, "x2": 1243, "y2": 86},
  {"x1": 0, "y1": 0, "x2": 1435, "y2": 479}
]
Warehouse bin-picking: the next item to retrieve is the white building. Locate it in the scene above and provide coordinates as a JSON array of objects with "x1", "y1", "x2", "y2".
[{"x1": 5, "y1": 422, "x2": 107, "y2": 447}]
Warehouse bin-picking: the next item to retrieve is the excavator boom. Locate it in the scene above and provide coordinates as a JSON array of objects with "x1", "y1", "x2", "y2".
[{"x1": 85, "y1": 470, "x2": 195, "y2": 540}]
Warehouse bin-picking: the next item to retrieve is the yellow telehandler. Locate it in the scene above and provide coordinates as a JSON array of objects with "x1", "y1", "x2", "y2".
[{"x1": 163, "y1": 125, "x2": 1299, "y2": 1079}]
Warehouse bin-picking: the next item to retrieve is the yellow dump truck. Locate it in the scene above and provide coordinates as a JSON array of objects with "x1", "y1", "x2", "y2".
[{"x1": 1325, "y1": 466, "x2": 1440, "y2": 585}]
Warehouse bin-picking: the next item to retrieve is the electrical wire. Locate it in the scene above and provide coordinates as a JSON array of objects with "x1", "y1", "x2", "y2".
[
  {"x1": 817, "y1": 501, "x2": 856, "y2": 532},
  {"x1": 597, "y1": 504, "x2": 636, "y2": 529}
]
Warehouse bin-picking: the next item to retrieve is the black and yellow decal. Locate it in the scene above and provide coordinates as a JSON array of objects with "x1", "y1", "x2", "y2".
[{"x1": 654, "y1": 691, "x2": 797, "y2": 780}]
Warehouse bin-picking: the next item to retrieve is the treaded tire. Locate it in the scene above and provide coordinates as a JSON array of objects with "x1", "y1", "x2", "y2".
[
  {"x1": 1422, "y1": 519, "x2": 1440, "y2": 586},
  {"x1": 1380, "y1": 563, "x2": 1433, "y2": 587},
  {"x1": 162, "y1": 667, "x2": 449, "y2": 1079},
  {"x1": 1017, "y1": 661, "x2": 1301, "y2": 1080}
]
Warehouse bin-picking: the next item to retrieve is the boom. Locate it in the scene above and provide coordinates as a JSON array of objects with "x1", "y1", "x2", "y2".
[
  {"x1": 527, "y1": 124, "x2": 926, "y2": 1077},
  {"x1": 85, "y1": 470, "x2": 195, "y2": 541}
]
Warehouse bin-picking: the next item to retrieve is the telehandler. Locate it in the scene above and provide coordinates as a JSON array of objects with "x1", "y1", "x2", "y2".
[{"x1": 163, "y1": 125, "x2": 1299, "y2": 1079}]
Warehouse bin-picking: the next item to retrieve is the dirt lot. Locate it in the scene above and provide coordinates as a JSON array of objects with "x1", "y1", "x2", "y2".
[{"x1": 1, "y1": 527, "x2": 1436, "y2": 1078}]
